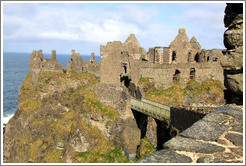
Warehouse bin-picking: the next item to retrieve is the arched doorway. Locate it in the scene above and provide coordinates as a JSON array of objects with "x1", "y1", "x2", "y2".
[
  {"x1": 173, "y1": 69, "x2": 181, "y2": 82},
  {"x1": 120, "y1": 75, "x2": 131, "y2": 88},
  {"x1": 194, "y1": 53, "x2": 200, "y2": 62}
]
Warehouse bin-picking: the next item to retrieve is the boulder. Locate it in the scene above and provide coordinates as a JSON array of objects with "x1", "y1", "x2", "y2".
[
  {"x1": 224, "y1": 28, "x2": 243, "y2": 50},
  {"x1": 224, "y1": 73, "x2": 243, "y2": 95},
  {"x1": 221, "y1": 3, "x2": 243, "y2": 104}
]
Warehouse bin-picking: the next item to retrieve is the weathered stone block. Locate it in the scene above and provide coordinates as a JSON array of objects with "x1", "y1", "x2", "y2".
[
  {"x1": 179, "y1": 120, "x2": 228, "y2": 141},
  {"x1": 224, "y1": 73, "x2": 243, "y2": 95},
  {"x1": 138, "y1": 149, "x2": 192, "y2": 163},
  {"x1": 202, "y1": 112, "x2": 229, "y2": 123},
  {"x1": 225, "y1": 133, "x2": 243, "y2": 147},
  {"x1": 216, "y1": 106, "x2": 243, "y2": 119},
  {"x1": 224, "y1": 28, "x2": 243, "y2": 49},
  {"x1": 163, "y1": 136, "x2": 225, "y2": 154}
]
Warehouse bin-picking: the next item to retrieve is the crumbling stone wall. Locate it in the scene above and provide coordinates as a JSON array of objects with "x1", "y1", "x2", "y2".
[
  {"x1": 220, "y1": 3, "x2": 243, "y2": 104},
  {"x1": 148, "y1": 29, "x2": 203, "y2": 65},
  {"x1": 200, "y1": 49, "x2": 225, "y2": 63},
  {"x1": 169, "y1": 28, "x2": 194, "y2": 64},
  {"x1": 140, "y1": 28, "x2": 224, "y2": 89},
  {"x1": 67, "y1": 50, "x2": 101, "y2": 77},
  {"x1": 140, "y1": 62, "x2": 224, "y2": 89},
  {"x1": 30, "y1": 50, "x2": 62, "y2": 83},
  {"x1": 100, "y1": 34, "x2": 144, "y2": 86},
  {"x1": 69, "y1": 50, "x2": 87, "y2": 73},
  {"x1": 88, "y1": 52, "x2": 101, "y2": 77}
]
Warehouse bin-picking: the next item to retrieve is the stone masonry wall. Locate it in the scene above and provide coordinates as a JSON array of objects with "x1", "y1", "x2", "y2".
[
  {"x1": 139, "y1": 106, "x2": 243, "y2": 163},
  {"x1": 67, "y1": 50, "x2": 101, "y2": 77},
  {"x1": 100, "y1": 34, "x2": 143, "y2": 86},
  {"x1": 30, "y1": 50, "x2": 62, "y2": 83},
  {"x1": 140, "y1": 61, "x2": 224, "y2": 89},
  {"x1": 169, "y1": 28, "x2": 193, "y2": 64}
]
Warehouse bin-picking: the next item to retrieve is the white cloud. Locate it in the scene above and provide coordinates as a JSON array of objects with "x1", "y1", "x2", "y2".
[{"x1": 3, "y1": 3, "x2": 227, "y2": 54}]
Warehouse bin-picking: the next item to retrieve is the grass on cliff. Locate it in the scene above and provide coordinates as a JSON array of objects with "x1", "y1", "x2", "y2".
[
  {"x1": 15, "y1": 71, "x2": 122, "y2": 163},
  {"x1": 144, "y1": 78, "x2": 225, "y2": 106},
  {"x1": 74, "y1": 146, "x2": 129, "y2": 163},
  {"x1": 73, "y1": 137, "x2": 156, "y2": 163},
  {"x1": 138, "y1": 137, "x2": 156, "y2": 160},
  {"x1": 19, "y1": 71, "x2": 120, "y2": 120}
]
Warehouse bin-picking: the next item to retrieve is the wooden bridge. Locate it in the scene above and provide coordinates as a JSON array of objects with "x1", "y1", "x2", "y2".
[{"x1": 131, "y1": 97, "x2": 171, "y2": 123}]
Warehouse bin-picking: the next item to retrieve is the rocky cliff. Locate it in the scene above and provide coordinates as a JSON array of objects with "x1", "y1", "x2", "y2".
[
  {"x1": 220, "y1": 3, "x2": 243, "y2": 104},
  {"x1": 3, "y1": 71, "x2": 144, "y2": 163}
]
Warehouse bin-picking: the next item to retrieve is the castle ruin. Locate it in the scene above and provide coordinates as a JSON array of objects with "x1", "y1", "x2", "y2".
[
  {"x1": 30, "y1": 50, "x2": 63, "y2": 83},
  {"x1": 100, "y1": 28, "x2": 224, "y2": 90},
  {"x1": 30, "y1": 28, "x2": 224, "y2": 94}
]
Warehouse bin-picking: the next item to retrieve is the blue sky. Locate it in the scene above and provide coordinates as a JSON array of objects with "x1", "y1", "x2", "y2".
[{"x1": 2, "y1": 2, "x2": 227, "y2": 55}]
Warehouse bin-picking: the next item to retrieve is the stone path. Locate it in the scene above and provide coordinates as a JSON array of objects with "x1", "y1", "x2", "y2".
[{"x1": 139, "y1": 106, "x2": 244, "y2": 163}]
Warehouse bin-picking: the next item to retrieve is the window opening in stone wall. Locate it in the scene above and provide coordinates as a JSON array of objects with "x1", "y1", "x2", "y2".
[
  {"x1": 120, "y1": 75, "x2": 131, "y2": 88},
  {"x1": 207, "y1": 56, "x2": 210, "y2": 62},
  {"x1": 194, "y1": 53, "x2": 200, "y2": 62},
  {"x1": 123, "y1": 65, "x2": 127, "y2": 73},
  {"x1": 173, "y1": 69, "x2": 180, "y2": 82},
  {"x1": 190, "y1": 68, "x2": 195, "y2": 80},
  {"x1": 122, "y1": 63, "x2": 127, "y2": 74},
  {"x1": 188, "y1": 51, "x2": 192, "y2": 62},
  {"x1": 172, "y1": 51, "x2": 176, "y2": 61},
  {"x1": 213, "y1": 57, "x2": 218, "y2": 62}
]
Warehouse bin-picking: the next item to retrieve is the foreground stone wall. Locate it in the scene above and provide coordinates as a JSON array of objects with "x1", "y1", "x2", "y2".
[{"x1": 139, "y1": 106, "x2": 243, "y2": 163}]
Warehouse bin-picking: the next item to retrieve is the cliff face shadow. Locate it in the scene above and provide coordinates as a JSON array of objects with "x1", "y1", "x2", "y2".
[{"x1": 131, "y1": 109, "x2": 171, "y2": 150}]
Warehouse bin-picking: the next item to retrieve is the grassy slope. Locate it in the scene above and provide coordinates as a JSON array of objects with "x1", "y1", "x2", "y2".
[
  {"x1": 140, "y1": 77, "x2": 225, "y2": 107},
  {"x1": 8, "y1": 71, "x2": 155, "y2": 163}
]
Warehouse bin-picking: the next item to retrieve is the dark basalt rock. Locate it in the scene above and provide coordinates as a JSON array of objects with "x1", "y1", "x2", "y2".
[
  {"x1": 163, "y1": 136, "x2": 225, "y2": 154},
  {"x1": 138, "y1": 149, "x2": 192, "y2": 163}
]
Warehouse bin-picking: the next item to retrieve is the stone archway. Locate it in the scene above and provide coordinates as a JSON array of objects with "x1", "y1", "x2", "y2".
[{"x1": 173, "y1": 69, "x2": 181, "y2": 82}]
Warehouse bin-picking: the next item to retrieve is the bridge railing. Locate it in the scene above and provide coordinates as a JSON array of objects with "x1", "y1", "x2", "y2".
[{"x1": 131, "y1": 97, "x2": 170, "y2": 123}]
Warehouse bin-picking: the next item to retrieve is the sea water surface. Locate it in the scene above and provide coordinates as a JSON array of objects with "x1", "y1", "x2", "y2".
[{"x1": 3, "y1": 52, "x2": 100, "y2": 124}]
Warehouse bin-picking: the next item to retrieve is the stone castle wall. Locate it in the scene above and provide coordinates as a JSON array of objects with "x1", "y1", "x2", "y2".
[
  {"x1": 66, "y1": 50, "x2": 101, "y2": 77},
  {"x1": 140, "y1": 61, "x2": 224, "y2": 89},
  {"x1": 100, "y1": 34, "x2": 144, "y2": 86},
  {"x1": 30, "y1": 50, "x2": 101, "y2": 84},
  {"x1": 30, "y1": 50, "x2": 63, "y2": 83}
]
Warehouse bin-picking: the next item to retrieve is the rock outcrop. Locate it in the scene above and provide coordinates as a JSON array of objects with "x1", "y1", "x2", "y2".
[
  {"x1": 91, "y1": 83, "x2": 141, "y2": 159},
  {"x1": 3, "y1": 71, "x2": 134, "y2": 163},
  {"x1": 220, "y1": 3, "x2": 243, "y2": 104}
]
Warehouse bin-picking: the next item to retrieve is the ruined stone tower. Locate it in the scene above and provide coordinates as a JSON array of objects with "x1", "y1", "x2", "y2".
[
  {"x1": 169, "y1": 28, "x2": 193, "y2": 64},
  {"x1": 100, "y1": 34, "x2": 144, "y2": 86}
]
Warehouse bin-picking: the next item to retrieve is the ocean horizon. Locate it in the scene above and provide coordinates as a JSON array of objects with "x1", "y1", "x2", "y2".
[{"x1": 2, "y1": 52, "x2": 101, "y2": 124}]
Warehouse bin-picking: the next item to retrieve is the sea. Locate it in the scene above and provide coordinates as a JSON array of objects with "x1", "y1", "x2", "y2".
[{"x1": 2, "y1": 52, "x2": 101, "y2": 125}]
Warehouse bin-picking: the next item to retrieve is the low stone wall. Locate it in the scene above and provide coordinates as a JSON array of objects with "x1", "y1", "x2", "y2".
[
  {"x1": 140, "y1": 61, "x2": 224, "y2": 89},
  {"x1": 139, "y1": 106, "x2": 243, "y2": 163}
]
